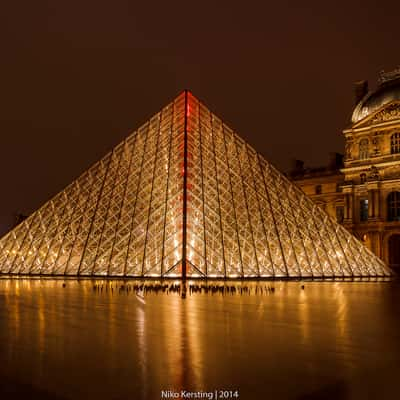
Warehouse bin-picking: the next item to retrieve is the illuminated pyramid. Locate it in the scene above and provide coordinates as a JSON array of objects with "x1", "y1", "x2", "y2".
[{"x1": 0, "y1": 91, "x2": 391, "y2": 278}]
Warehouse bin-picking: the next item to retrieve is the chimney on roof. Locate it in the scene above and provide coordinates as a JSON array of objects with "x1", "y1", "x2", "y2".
[
  {"x1": 13, "y1": 213, "x2": 27, "y2": 228},
  {"x1": 354, "y1": 80, "x2": 368, "y2": 105},
  {"x1": 289, "y1": 159, "x2": 305, "y2": 177},
  {"x1": 328, "y1": 152, "x2": 343, "y2": 170}
]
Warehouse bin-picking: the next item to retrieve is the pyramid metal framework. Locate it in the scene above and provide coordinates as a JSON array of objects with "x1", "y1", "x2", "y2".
[{"x1": 0, "y1": 91, "x2": 391, "y2": 278}]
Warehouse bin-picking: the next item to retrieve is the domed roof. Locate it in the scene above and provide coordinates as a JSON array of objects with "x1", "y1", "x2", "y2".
[{"x1": 352, "y1": 69, "x2": 400, "y2": 124}]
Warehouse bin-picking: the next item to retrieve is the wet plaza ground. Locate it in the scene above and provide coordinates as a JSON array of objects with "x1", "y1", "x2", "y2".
[{"x1": 0, "y1": 278, "x2": 400, "y2": 399}]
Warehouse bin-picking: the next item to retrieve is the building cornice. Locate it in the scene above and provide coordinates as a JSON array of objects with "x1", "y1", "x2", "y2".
[
  {"x1": 343, "y1": 118, "x2": 400, "y2": 136},
  {"x1": 342, "y1": 159, "x2": 400, "y2": 173}
]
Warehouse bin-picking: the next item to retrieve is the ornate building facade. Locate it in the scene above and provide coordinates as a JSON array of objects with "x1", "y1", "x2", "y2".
[
  {"x1": 289, "y1": 154, "x2": 344, "y2": 224},
  {"x1": 291, "y1": 68, "x2": 400, "y2": 272}
]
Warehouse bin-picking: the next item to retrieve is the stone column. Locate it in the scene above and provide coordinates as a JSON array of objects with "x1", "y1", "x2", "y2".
[
  {"x1": 342, "y1": 186, "x2": 354, "y2": 224},
  {"x1": 374, "y1": 189, "x2": 380, "y2": 219},
  {"x1": 368, "y1": 190, "x2": 374, "y2": 218},
  {"x1": 377, "y1": 232, "x2": 383, "y2": 260},
  {"x1": 344, "y1": 194, "x2": 350, "y2": 220},
  {"x1": 348, "y1": 194, "x2": 354, "y2": 222}
]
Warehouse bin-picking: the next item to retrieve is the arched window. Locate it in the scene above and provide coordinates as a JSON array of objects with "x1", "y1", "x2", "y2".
[
  {"x1": 315, "y1": 185, "x2": 322, "y2": 195},
  {"x1": 387, "y1": 192, "x2": 400, "y2": 221},
  {"x1": 359, "y1": 139, "x2": 369, "y2": 160},
  {"x1": 391, "y1": 133, "x2": 400, "y2": 154},
  {"x1": 360, "y1": 173, "x2": 367, "y2": 184}
]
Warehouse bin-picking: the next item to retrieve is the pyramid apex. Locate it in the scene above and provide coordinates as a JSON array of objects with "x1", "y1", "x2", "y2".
[
  {"x1": 180, "y1": 88, "x2": 192, "y2": 96},
  {"x1": 174, "y1": 89, "x2": 198, "y2": 104}
]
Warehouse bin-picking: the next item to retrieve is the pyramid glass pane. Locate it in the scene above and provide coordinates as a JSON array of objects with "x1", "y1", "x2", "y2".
[{"x1": 0, "y1": 91, "x2": 391, "y2": 278}]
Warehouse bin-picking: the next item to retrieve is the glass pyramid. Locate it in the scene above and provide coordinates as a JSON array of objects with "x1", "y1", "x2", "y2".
[{"x1": 0, "y1": 91, "x2": 391, "y2": 278}]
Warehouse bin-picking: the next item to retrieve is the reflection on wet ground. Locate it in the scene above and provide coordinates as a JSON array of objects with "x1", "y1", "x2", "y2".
[{"x1": 0, "y1": 278, "x2": 399, "y2": 399}]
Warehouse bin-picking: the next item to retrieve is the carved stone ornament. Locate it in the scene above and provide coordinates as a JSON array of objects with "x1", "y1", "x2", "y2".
[
  {"x1": 345, "y1": 141, "x2": 353, "y2": 159},
  {"x1": 372, "y1": 134, "x2": 380, "y2": 155},
  {"x1": 379, "y1": 67, "x2": 400, "y2": 84},
  {"x1": 368, "y1": 165, "x2": 380, "y2": 180},
  {"x1": 372, "y1": 103, "x2": 400, "y2": 123}
]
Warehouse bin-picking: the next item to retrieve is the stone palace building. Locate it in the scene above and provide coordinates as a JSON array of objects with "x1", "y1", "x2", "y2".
[{"x1": 291, "y1": 68, "x2": 400, "y2": 272}]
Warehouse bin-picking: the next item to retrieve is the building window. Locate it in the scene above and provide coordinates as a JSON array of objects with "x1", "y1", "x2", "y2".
[
  {"x1": 387, "y1": 192, "x2": 400, "y2": 221},
  {"x1": 360, "y1": 173, "x2": 367, "y2": 184},
  {"x1": 315, "y1": 185, "x2": 322, "y2": 195},
  {"x1": 360, "y1": 199, "x2": 368, "y2": 221},
  {"x1": 391, "y1": 132, "x2": 400, "y2": 154},
  {"x1": 336, "y1": 206, "x2": 344, "y2": 223},
  {"x1": 359, "y1": 139, "x2": 369, "y2": 160}
]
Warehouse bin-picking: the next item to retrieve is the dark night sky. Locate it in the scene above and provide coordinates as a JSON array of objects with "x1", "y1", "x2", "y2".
[{"x1": 0, "y1": 0, "x2": 399, "y2": 235}]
